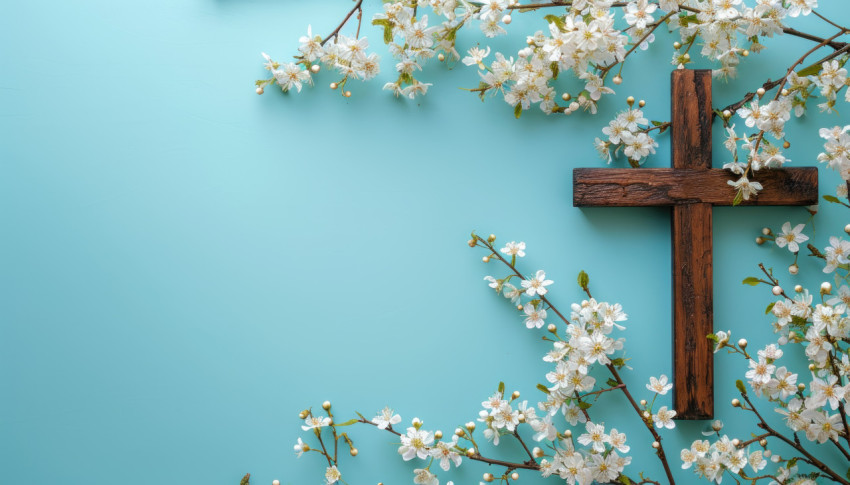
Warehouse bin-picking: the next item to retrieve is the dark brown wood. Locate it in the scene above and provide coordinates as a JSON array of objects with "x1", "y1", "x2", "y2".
[
  {"x1": 672, "y1": 203, "x2": 713, "y2": 419},
  {"x1": 671, "y1": 69, "x2": 715, "y2": 420},
  {"x1": 573, "y1": 168, "x2": 819, "y2": 207},
  {"x1": 570, "y1": 69, "x2": 819, "y2": 420},
  {"x1": 672, "y1": 69, "x2": 712, "y2": 170}
]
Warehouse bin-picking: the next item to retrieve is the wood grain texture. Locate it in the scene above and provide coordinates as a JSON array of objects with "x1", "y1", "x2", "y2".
[
  {"x1": 572, "y1": 167, "x2": 818, "y2": 207},
  {"x1": 672, "y1": 69, "x2": 712, "y2": 170},
  {"x1": 672, "y1": 203, "x2": 714, "y2": 419},
  {"x1": 671, "y1": 69, "x2": 715, "y2": 419}
]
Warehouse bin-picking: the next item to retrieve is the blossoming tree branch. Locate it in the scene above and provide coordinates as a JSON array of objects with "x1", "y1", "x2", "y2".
[{"x1": 255, "y1": 0, "x2": 850, "y2": 483}]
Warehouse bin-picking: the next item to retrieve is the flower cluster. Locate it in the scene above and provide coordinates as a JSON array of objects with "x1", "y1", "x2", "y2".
[
  {"x1": 290, "y1": 235, "x2": 685, "y2": 485},
  {"x1": 595, "y1": 104, "x2": 660, "y2": 165}
]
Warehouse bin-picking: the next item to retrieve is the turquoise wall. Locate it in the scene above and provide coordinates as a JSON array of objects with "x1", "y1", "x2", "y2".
[{"x1": 2, "y1": 2, "x2": 847, "y2": 484}]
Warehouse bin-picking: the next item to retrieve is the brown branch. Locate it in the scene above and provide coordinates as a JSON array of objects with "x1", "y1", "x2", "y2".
[
  {"x1": 783, "y1": 26, "x2": 848, "y2": 50},
  {"x1": 355, "y1": 419, "x2": 540, "y2": 470},
  {"x1": 320, "y1": 0, "x2": 364, "y2": 46},
  {"x1": 739, "y1": 392, "x2": 850, "y2": 485},
  {"x1": 717, "y1": 34, "x2": 850, "y2": 116},
  {"x1": 607, "y1": 364, "x2": 676, "y2": 485}
]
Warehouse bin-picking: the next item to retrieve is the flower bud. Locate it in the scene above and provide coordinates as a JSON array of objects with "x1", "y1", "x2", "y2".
[
  {"x1": 330, "y1": 82, "x2": 338, "y2": 90},
  {"x1": 652, "y1": 441, "x2": 660, "y2": 449},
  {"x1": 798, "y1": 383, "x2": 806, "y2": 391},
  {"x1": 483, "y1": 473, "x2": 494, "y2": 482},
  {"x1": 722, "y1": 109, "x2": 731, "y2": 118},
  {"x1": 756, "y1": 87, "x2": 766, "y2": 97},
  {"x1": 756, "y1": 237, "x2": 765, "y2": 245},
  {"x1": 350, "y1": 448, "x2": 358, "y2": 456},
  {"x1": 626, "y1": 96, "x2": 635, "y2": 106},
  {"x1": 794, "y1": 285, "x2": 803, "y2": 293},
  {"x1": 455, "y1": 428, "x2": 464, "y2": 436},
  {"x1": 808, "y1": 363, "x2": 816, "y2": 371},
  {"x1": 613, "y1": 75, "x2": 622, "y2": 85},
  {"x1": 731, "y1": 438, "x2": 740, "y2": 447},
  {"x1": 673, "y1": 41, "x2": 682, "y2": 49},
  {"x1": 683, "y1": 53, "x2": 691, "y2": 60},
  {"x1": 311, "y1": 64, "x2": 321, "y2": 73},
  {"x1": 563, "y1": 429, "x2": 572, "y2": 438},
  {"x1": 533, "y1": 447, "x2": 545, "y2": 457},
  {"x1": 517, "y1": 413, "x2": 525, "y2": 423},
  {"x1": 434, "y1": 430, "x2": 443, "y2": 440},
  {"x1": 845, "y1": 223, "x2": 850, "y2": 234},
  {"x1": 256, "y1": 87, "x2": 264, "y2": 95},
  {"x1": 343, "y1": 90, "x2": 352, "y2": 98},
  {"x1": 569, "y1": 101, "x2": 579, "y2": 111},
  {"x1": 299, "y1": 410, "x2": 309, "y2": 419},
  {"x1": 781, "y1": 88, "x2": 788, "y2": 96},
  {"x1": 742, "y1": 50, "x2": 749, "y2": 57},
  {"x1": 322, "y1": 401, "x2": 331, "y2": 410},
  {"x1": 642, "y1": 411, "x2": 650, "y2": 419},
  {"x1": 547, "y1": 323, "x2": 557, "y2": 333},
  {"x1": 510, "y1": 472, "x2": 519, "y2": 481},
  {"x1": 273, "y1": 480, "x2": 280, "y2": 485},
  {"x1": 465, "y1": 422, "x2": 476, "y2": 431},
  {"x1": 437, "y1": 53, "x2": 446, "y2": 62},
  {"x1": 468, "y1": 239, "x2": 476, "y2": 247},
  {"x1": 466, "y1": 448, "x2": 476, "y2": 457},
  {"x1": 412, "y1": 417, "x2": 422, "y2": 429},
  {"x1": 821, "y1": 282, "x2": 832, "y2": 294},
  {"x1": 640, "y1": 399, "x2": 647, "y2": 406},
  {"x1": 638, "y1": 99, "x2": 646, "y2": 108},
  {"x1": 482, "y1": 256, "x2": 490, "y2": 263},
  {"x1": 788, "y1": 331, "x2": 796, "y2": 340},
  {"x1": 731, "y1": 398, "x2": 741, "y2": 407},
  {"x1": 561, "y1": 92, "x2": 571, "y2": 101},
  {"x1": 511, "y1": 391, "x2": 520, "y2": 399},
  {"x1": 738, "y1": 338, "x2": 748, "y2": 349},
  {"x1": 788, "y1": 264, "x2": 798, "y2": 275},
  {"x1": 762, "y1": 227, "x2": 772, "y2": 236},
  {"x1": 772, "y1": 286, "x2": 782, "y2": 296},
  {"x1": 759, "y1": 438, "x2": 767, "y2": 447},
  {"x1": 782, "y1": 140, "x2": 790, "y2": 149},
  {"x1": 501, "y1": 14, "x2": 512, "y2": 24},
  {"x1": 488, "y1": 234, "x2": 496, "y2": 243}
]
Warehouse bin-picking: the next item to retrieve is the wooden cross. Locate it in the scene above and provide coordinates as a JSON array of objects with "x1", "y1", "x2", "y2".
[{"x1": 573, "y1": 70, "x2": 818, "y2": 419}]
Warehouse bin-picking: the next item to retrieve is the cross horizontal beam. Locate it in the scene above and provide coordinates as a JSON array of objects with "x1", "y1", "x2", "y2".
[{"x1": 573, "y1": 167, "x2": 818, "y2": 207}]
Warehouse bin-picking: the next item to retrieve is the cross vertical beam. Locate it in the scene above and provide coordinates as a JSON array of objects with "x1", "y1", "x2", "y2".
[{"x1": 671, "y1": 69, "x2": 714, "y2": 419}]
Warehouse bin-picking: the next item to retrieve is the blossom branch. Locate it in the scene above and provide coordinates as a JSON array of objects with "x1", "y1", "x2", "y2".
[
  {"x1": 319, "y1": 0, "x2": 364, "y2": 46},
  {"x1": 606, "y1": 364, "x2": 676, "y2": 485},
  {"x1": 738, "y1": 391, "x2": 850, "y2": 485}
]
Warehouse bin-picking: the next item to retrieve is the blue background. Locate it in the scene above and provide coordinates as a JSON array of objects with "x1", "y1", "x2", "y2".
[{"x1": 2, "y1": 2, "x2": 848, "y2": 484}]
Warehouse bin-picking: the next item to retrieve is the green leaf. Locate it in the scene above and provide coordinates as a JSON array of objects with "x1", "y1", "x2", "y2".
[
  {"x1": 765, "y1": 302, "x2": 775, "y2": 315},
  {"x1": 797, "y1": 62, "x2": 824, "y2": 77},
  {"x1": 706, "y1": 333, "x2": 718, "y2": 343},
  {"x1": 606, "y1": 378, "x2": 619, "y2": 388},
  {"x1": 514, "y1": 103, "x2": 522, "y2": 119},
  {"x1": 578, "y1": 270, "x2": 589, "y2": 290},
  {"x1": 732, "y1": 189, "x2": 743, "y2": 206},
  {"x1": 742, "y1": 277, "x2": 761, "y2": 286},
  {"x1": 578, "y1": 401, "x2": 592, "y2": 410},
  {"x1": 550, "y1": 62, "x2": 559, "y2": 80},
  {"x1": 679, "y1": 14, "x2": 699, "y2": 25},
  {"x1": 498, "y1": 381, "x2": 505, "y2": 395},
  {"x1": 787, "y1": 457, "x2": 797, "y2": 469},
  {"x1": 618, "y1": 475, "x2": 632, "y2": 485},
  {"x1": 537, "y1": 383, "x2": 551, "y2": 395},
  {"x1": 736, "y1": 380, "x2": 747, "y2": 395},
  {"x1": 610, "y1": 358, "x2": 626, "y2": 367},
  {"x1": 333, "y1": 418, "x2": 360, "y2": 427},
  {"x1": 824, "y1": 194, "x2": 842, "y2": 204},
  {"x1": 544, "y1": 14, "x2": 566, "y2": 31},
  {"x1": 383, "y1": 25, "x2": 393, "y2": 44}
]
